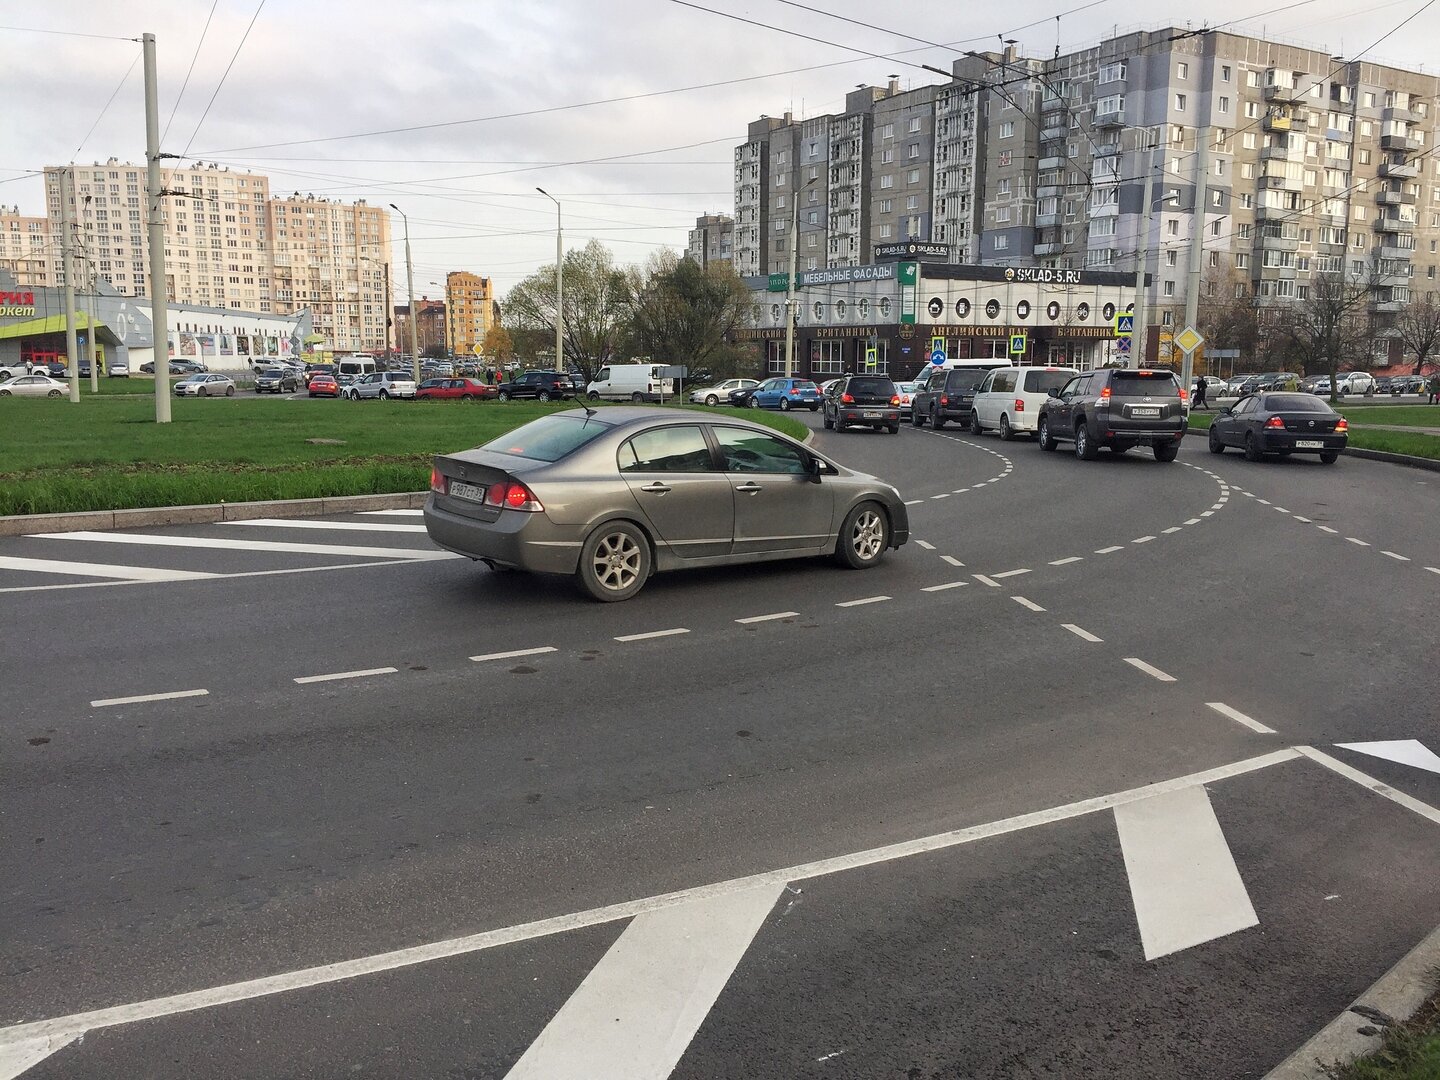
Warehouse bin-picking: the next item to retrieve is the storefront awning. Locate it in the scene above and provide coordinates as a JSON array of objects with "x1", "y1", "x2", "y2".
[{"x1": 0, "y1": 312, "x2": 97, "y2": 340}]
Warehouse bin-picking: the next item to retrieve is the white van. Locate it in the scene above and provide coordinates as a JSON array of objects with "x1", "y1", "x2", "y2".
[
  {"x1": 970, "y1": 365, "x2": 1079, "y2": 440},
  {"x1": 585, "y1": 363, "x2": 673, "y2": 402},
  {"x1": 336, "y1": 357, "x2": 377, "y2": 384}
]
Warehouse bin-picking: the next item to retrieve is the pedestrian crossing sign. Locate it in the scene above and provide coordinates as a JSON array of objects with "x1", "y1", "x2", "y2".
[
  {"x1": 1115, "y1": 313, "x2": 1135, "y2": 336},
  {"x1": 1009, "y1": 333, "x2": 1027, "y2": 356}
]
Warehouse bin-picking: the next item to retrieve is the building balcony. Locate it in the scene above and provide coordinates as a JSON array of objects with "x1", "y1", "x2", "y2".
[
  {"x1": 1258, "y1": 233, "x2": 1300, "y2": 251},
  {"x1": 1255, "y1": 204, "x2": 1299, "y2": 221},
  {"x1": 1089, "y1": 202, "x2": 1119, "y2": 218},
  {"x1": 1034, "y1": 240, "x2": 1066, "y2": 256},
  {"x1": 1375, "y1": 271, "x2": 1409, "y2": 287},
  {"x1": 1041, "y1": 122, "x2": 1068, "y2": 141},
  {"x1": 1037, "y1": 184, "x2": 1063, "y2": 199},
  {"x1": 1094, "y1": 108, "x2": 1125, "y2": 129},
  {"x1": 1263, "y1": 113, "x2": 1293, "y2": 134},
  {"x1": 1036, "y1": 212, "x2": 1061, "y2": 228},
  {"x1": 1380, "y1": 133, "x2": 1420, "y2": 152},
  {"x1": 1382, "y1": 104, "x2": 1420, "y2": 124},
  {"x1": 1257, "y1": 265, "x2": 1299, "y2": 279},
  {"x1": 1380, "y1": 244, "x2": 1415, "y2": 260},
  {"x1": 1038, "y1": 154, "x2": 1066, "y2": 171},
  {"x1": 1375, "y1": 215, "x2": 1416, "y2": 233},
  {"x1": 1262, "y1": 173, "x2": 1304, "y2": 192},
  {"x1": 1259, "y1": 145, "x2": 1293, "y2": 162},
  {"x1": 1380, "y1": 160, "x2": 1420, "y2": 178},
  {"x1": 1264, "y1": 83, "x2": 1308, "y2": 104},
  {"x1": 1371, "y1": 299, "x2": 1406, "y2": 313}
]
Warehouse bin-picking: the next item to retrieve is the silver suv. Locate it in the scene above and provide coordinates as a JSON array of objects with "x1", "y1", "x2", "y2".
[{"x1": 345, "y1": 371, "x2": 417, "y2": 400}]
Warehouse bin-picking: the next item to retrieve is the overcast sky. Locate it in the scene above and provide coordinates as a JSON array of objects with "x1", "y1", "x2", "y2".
[{"x1": 5, "y1": 0, "x2": 1438, "y2": 301}]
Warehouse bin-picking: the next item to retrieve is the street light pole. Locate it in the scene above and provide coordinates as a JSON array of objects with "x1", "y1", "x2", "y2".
[
  {"x1": 537, "y1": 188, "x2": 563, "y2": 371},
  {"x1": 143, "y1": 31, "x2": 171, "y2": 423},
  {"x1": 389, "y1": 204, "x2": 420, "y2": 383},
  {"x1": 783, "y1": 178, "x2": 818, "y2": 379}
]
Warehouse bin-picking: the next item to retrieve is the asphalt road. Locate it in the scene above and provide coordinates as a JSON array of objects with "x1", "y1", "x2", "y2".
[{"x1": 3, "y1": 408, "x2": 1439, "y2": 1079}]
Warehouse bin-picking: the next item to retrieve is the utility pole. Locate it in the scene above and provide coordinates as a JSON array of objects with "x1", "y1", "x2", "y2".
[
  {"x1": 783, "y1": 192, "x2": 801, "y2": 379},
  {"x1": 60, "y1": 170, "x2": 81, "y2": 403},
  {"x1": 389, "y1": 204, "x2": 420, "y2": 382},
  {"x1": 537, "y1": 188, "x2": 563, "y2": 372},
  {"x1": 383, "y1": 261, "x2": 393, "y2": 362},
  {"x1": 1131, "y1": 128, "x2": 1158, "y2": 369},
  {"x1": 143, "y1": 32, "x2": 171, "y2": 423},
  {"x1": 1181, "y1": 125, "x2": 1209, "y2": 393},
  {"x1": 79, "y1": 196, "x2": 99, "y2": 391}
]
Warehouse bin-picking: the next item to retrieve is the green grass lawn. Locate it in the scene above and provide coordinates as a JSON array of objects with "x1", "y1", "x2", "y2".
[
  {"x1": 1331, "y1": 993, "x2": 1440, "y2": 1079},
  {"x1": 1330, "y1": 406, "x2": 1440, "y2": 428},
  {"x1": 0, "y1": 398, "x2": 808, "y2": 516},
  {"x1": 1187, "y1": 411, "x2": 1440, "y2": 461}
]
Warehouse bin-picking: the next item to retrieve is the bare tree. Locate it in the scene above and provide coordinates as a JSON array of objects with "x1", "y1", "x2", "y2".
[
  {"x1": 1197, "y1": 269, "x2": 1261, "y2": 379},
  {"x1": 623, "y1": 252, "x2": 752, "y2": 369},
  {"x1": 502, "y1": 239, "x2": 631, "y2": 382},
  {"x1": 1392, "y1": 298, "x2": 1440, "y2": 376},
  {"x1": 1269, "y1": 261, "x2": 1379, "y2": 402}
]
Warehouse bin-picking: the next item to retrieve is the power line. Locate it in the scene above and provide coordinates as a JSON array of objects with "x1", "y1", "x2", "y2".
[
  {"x1": 74, "y1": 48, "x2": 142, "y2": 159},
  {"x1": 182, "y1": 0, "x2": 269, "y2": 157},
  {"x1": 163, "y1": 0, "x2": 222, "y2": 146},
  {"x1": 0, "y1": 24, "x2": 138, "y2": 41}
]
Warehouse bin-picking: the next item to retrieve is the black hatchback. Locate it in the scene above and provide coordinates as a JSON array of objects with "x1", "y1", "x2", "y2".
[
  {"x1": 495, "y1": 370, "x2": 576, "y2": 402},
  {"x1": 1208, "y1": 392, "x2": 1348, "y2": 464},
  {"x1": 823, "y1": 375, "x2": 901, "y2": 433}
]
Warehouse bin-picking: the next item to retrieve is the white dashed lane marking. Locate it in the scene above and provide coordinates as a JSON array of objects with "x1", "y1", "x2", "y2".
[
  {"x1": 904, "y1": 500, "x2": 924, "y2": 507},
  {"x1": 941, "y1": 555, "x2": 965, "y2": 567},
  {"x1": 920, "y1": 582, "x2": 967, "y2": 592},
  {"x1": 735, "y1": 611, "x2": 799, "y2": 624},
  {"x1": 1318, "y1": 526, "x2": 1338, "y2": 534},
  {"x1": 615, "y1": 628, "x2": 691, "y2": 643},
  {"x1": 91, "y1": 688, "x2": 209, "y2": 709},
  {"x1": 1162, "y1": 527, "x2": 1182, "y2": 535},
  {"x1": 1124, "y1": 658, "x2": 1177, "y2": 683},
  {"x1": 972, "y1": 574, "x2": 1001, "y2": 588},
  {"x1": 1011, "y1": 596, "x2": 1046, "y2": 612},
  {"x1": 0, "y1": 556, "x2": 218, "y2": 583},
  {"x1": 1382, "y1": 551, "x2": 1411, "y2": 562},
  {"x1": 915, "y1": 540, "x2": 936, "y2": 550},
  {"x1": 1346, "y1": 537, "x2": 1370, "y2": 547},
  {"x1": 835, "y1": 596, "x2": 890, "y2": 608},
  {"x1": 1293, "y1": 515, "x2": 1312, "y2": 523},
  {"x1": 1061, "y1": 624, "x2": 1103, "y2": 643},
  {"x1": 1050, "y1": 556, "x2": 1083, "y2": 566},
  {"x1": 1095, "y1": 546, "x2": 1124, "y2": 555},
  {"x1": 470, "y1": 647, "x2": 559, "y2": 663},
  {"x1": 1133, "y1": 536, "x2": 1155, "y2": 545},
  {"x1": 1206, "y1": 702, "x2": 1277, "y2": 735},
  {"x1": 1184, "y1": 518, "x2": 1202, "y2": 526},
  {"x1": 992, "y1": 568, "x2": 1030, "y2": 579},
  {"x1": 930, "y1": 493, "x2": 951, "y2": 500},
  {"x1": 294, "y1": 667, "x2": 397, "y2": 685}
]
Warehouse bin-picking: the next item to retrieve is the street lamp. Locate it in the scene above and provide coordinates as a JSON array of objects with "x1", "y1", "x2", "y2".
[
  {"x1": 783, "y1": 177, "x2": 819, "y2": 378},
  {"x1": 388, "y1": 203, "x2": 420, "y2": 383},
  {"x1": 536, "y1": 187, "x2": 563, "y2": 371}
]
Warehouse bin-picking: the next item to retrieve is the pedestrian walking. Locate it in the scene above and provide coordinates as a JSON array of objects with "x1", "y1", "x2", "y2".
[
  {"x1": 1428, "y1": 372, "x2": 1440, "y2": 405},
  {"x1": 1194, "y1": 375, "x2": 1209, "y2": 410}
]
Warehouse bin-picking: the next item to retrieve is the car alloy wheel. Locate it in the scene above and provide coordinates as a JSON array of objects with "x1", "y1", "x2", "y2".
[
  {"x1": 1208, "y1": 426, "x2": 1225, "y2": 454},
  {"x1": 198, "y1": 386, "x2": 207, "y2": 397},
  {"x1": 705, "y1": 394, "x2": 718, "y2": 406},
  {"x1": 780, "y1": 397, "x2": 791, "y2": 411},
  {"x1": 379, "y1": 389, "x2": 389, "y2": 399},
  {"x1": 1075, "y1": 423, "x2": 1097, "y2": 460},
  {"x1": 748, "y1": 397, "x2": 761, "y2": 408},
  {"x1": 461, "y1": 394, "x2": 474, "y2": 401},
  {"x1": 47, "y1": 388, "x2": 62, "y2": 397},
  {"x1": 970, "y1": 411, "x2": 982, "y2": 435},
  {"x1": 1037, "y1": 416, "x2": 1056, "y2": 451},
  {"x1": 225, "y1": 385, "x2": 235, "y2": 397},
  {"x1": 540, "y1": 390, "x2": 553, "y2": 402},
  {"x1": 835, "y1": 502, "x2": 888, "y2": 569},
  {"x1": 577, "y1": 521, "x2": 650, "y2": 602},
  {"x1": 497, "y1": 391, "x2": 510, "y2": 402},
  {"x1": 1244, "y1": 432, "x2": 1263, "y2": 462}
]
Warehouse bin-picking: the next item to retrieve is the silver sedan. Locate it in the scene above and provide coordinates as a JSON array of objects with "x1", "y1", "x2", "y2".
[
  {"x1": 0, "y1": 374, "x2": 67, "y2": 398},
  {"x1": 689, "y1": 378, "x2": 758, "y2": 406},
  {"x1": 424, "y1": 407, "x2": 910, "y2": 601}
]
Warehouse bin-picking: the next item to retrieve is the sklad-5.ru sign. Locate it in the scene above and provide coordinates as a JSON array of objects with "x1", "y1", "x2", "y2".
[{"x1": 1003, "y1": 267, "x2": 1083, "y2": 285}]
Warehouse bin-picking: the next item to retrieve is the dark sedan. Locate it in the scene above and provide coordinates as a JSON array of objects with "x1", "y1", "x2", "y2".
[
  {"x1": 1208, "y1": 392, "x2": 1348, "y2": 464},
  {"x1": 424, "y1": 407, "x2": 909, "y2": 601}
]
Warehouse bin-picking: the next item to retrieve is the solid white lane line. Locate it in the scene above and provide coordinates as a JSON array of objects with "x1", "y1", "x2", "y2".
[
  {"x1": 1124, "y1": 657, "x2": 1177, "y2": 682},
  {"x1": 506, "y1": 884, "x2": 781, "y2": 1080},
  {"x1": 915, "y1": 540, "x2": 936, "y2": 550},
  {"x1": 1293, "y1": 515, "x2": 1312, "y2": 522},
  {"x1": 920, "y1": 582, "x2": 967, "y2": 592},
  {"x1": 972, "y1": 574, "x2": 1000, "y2": 588},
  {"x1": 1382, "y1": 551, "x2": 1410, "y2": 561},
  {"x1": 1095, "y1": 545, "x2": 1124, "y2": 554},
  {"x1": 1297, "y1": 747, "x2": 1440, "y2": 827},
  {"x1": 1012, "y1": 596, "x2": 1046, "y2": 612},
  {"x1": 835, "y1": 595, "x2": 890, "y2": 607},
  {"x1": 1114, "y1": 785, "x2": 1258, "y2": 961},
  {"x1": 226, "y1": 518, "x2": 429, "y2": 533},
  {"x1": 1162, "y1": 527, "x2": 1182, "y2": 535},
  {"x1": 615, "y1": 628, "x2": 691, "y2": 642},
  {"x1": 91, "y1": 689, "x2": 209, "y2": 709},
  {"x1": 359, "y1": 509, "x2": 423, "y2": 516},
  {"x1": 294, "y1": 667, "x2": 397, "y2": 685},
  {"x1": 930, "y1": 493, "x2": 951, "y2": 500},
  {"x1": 735, "y1": 612, "x2": 799, "y2": 624},
  {"x1": 31, "y1": 532, "x2": 452, "y2": 561},
  {"x1": 1206, "y1": 702, "x2": 1277, "y2": 735},
  {"x1": 1318, "y1": 526, "x2": 1339, "y2": 534},
  {"x1": 992, "y1": 568, "x2": 1030, "y2": 578},
  {"x1": 1184, "y1": 518, "x2": 1202, "y2": 526},
  {"x1": 0, "y1": 750, "x2": 1298, "y2": 1054},
  {"x1": 1133, "y1": 536, "x2": 1156, "y2": 544},
  {"x1": 0, "y1": 556, "x2": 218, "y2": 582},
  {"x1": 471, "y1": 646, "x2": 559, "y2": 662},
  {"x1": 1061, "y1": 624, "x2": 1103, "y2": 643},
  {"x1": 941, "y1": 555, "x2": 965, "y2": 567},
  {"x1": 1049, "y1": 556, "x2": 1083, "y2": 566},
  {"x1": 1347, "y1": 537, "x2": 1370, "y2": 547}
]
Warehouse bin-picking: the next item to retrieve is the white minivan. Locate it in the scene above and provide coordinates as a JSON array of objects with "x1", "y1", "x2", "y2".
[
  {"x1": 585, "y1": 363, "x2": 674, "y2": 402},
  {"x1": 970, "y1": 365, "x2": 1079, "y2": 440},
  {"x1": 336, "y1": 356, "x2": 377, "y2": 384}
]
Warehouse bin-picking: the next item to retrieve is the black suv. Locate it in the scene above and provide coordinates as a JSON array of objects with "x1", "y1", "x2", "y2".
[
  {"x1": 254, "y1": 367, "x2": 298, "y2": 394},
  {"x1": 1037, "y1": 368, "x2": 1187, "y2": 462},
  {"x1": 911, "y1": 365, "x2": 1001, "y2": 429},
  {"x1": 823, "y1": 375, "x2": 901, "y2": 433},
  {"x1": 495, "y1": 370, "x2": 575, "y2": 402}
]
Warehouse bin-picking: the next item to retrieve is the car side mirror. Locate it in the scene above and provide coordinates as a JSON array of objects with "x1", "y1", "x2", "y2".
[
  {"x1": 1048, "y1": 387, "x2": 1061, "y2": 398},
  {"x1": 806, "y1": 456, "x2": 823, "y2": 483},
  {"x1": 1220, "y1": 406, "x2": 1232, "y2": 416}
]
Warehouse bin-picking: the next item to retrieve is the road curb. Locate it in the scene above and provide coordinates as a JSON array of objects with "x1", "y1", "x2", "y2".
[
  {"x1": 1183, "y1": 427, "x2": 1440, "y2": 472},
  {"x1": 0, "y1": 491, "x2": 429, "y2": 537},
  {"x1": 1265, "y1": 922, "x2": 1440, "y2": 1078}
]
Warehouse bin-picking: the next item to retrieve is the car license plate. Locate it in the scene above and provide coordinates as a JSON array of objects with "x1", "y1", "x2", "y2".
[
  {"x1": 1130, "y1": 406, "x2": 1160, "y2": 417},
  {"x1": 863, "y1": 410, "x2": 880, "y2": 418},
  {"x1": 1296, "y1": 439, "x2": 1324, "y2": 449},
  {"x1": 448, "y1": 480, "x2": 487, "y2": 503}
]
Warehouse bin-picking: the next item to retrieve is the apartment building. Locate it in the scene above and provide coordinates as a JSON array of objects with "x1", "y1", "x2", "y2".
[
  {"x1": 686, "y1": 213, "x2": 734, "y2": 266},
  {"x1": 0, "y1": 208, "x2": 53, "y2": 288},
  {"x1": 733, "y1": 28, "x2": 1440, "y2": 361},
  {"x1": 441, "y1": 271, "x2": 495, "y2": 357}
]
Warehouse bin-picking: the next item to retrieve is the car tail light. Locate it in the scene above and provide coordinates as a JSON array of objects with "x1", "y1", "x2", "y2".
[
  {"x1": 1178, "y1": 388, "x2": 1189, "y2": 402},
  {"x1": 890, "y1": 395, "x2": 901, "y2": 406},
  {"x1": 1014, "y1": 397, "x2": 1025, "y2": 412},
  {"x1": 487, "y1": 480, "x2": 543, "y2": 511},
  {"x1": 429, "y1": 467, "x2": 447, "y2": 494},
  {"x1": 1098, "y1": 387, "x2": 1111, "y2": 406},
  {"x1": 940, "y1": 395, "x2": 949, "y2": 406},
  {"x1": 841, "y1": 393, "x2": 854, "y2": 404},
  {"x1": 1265, "y1": 415, "x2": 1285, "y2": 429},
  {"x1": 1335, "y1": 417, "x2": 1349, "y2": 432}
]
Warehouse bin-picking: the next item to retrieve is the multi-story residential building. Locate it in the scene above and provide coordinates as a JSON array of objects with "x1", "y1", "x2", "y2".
[
  {"x1": 445, "y1": 271, "x2": 496, "y2": 357},
  {"x1": 394, "y1": 298, "x2": 446, "y2": 356},
  {"x1": 0, "y1": 208, "x2": 53, "y2": 287},
  {"x1": 686, "y1": 213, "x2": 734, "y2": 266}
]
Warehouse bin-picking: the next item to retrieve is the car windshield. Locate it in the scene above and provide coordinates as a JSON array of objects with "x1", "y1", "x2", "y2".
[
  {"x1": 1111, "y1": 371, "x2": 1180, "y2": 396},
  {"x1": 1266, "y1": 394, "x2": 1335, "y2": 413},
  {"x1": 847, "y1": 377, "x2": 895, "y2": 395},
  {"x1": 480, "y1": 413, "x2": 614, "y2": 462}
]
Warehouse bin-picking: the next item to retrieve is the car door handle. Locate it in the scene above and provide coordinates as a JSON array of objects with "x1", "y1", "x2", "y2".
[
  {"x1": 735, "y1": 482, "x2": 763, "y2": 494},
  {"x1": 640, "y1": 482, "x2": 671, "y2": 494}
]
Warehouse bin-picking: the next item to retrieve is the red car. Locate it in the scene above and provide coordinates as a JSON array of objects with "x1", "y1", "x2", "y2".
[
  {"x1": 415, "y1": 377, "x2": 497, "y2": 401},
  {"x1": 307, "y1": 373, "x2": 340, "y2": 398}
]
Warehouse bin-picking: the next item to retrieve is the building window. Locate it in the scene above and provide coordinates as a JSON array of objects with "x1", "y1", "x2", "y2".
[
  {"x1": 879, "y1": 175, "x2": 893, "y2": 189},
  {"x1": 997, "y1": 178, "x2": 1011, "y2": 195},
  {"x1": 908, "y1": 117, "x2": 921, "y2": 133},
  {"x1": 1175, "y1": 93, "x2": 1187, "y2": 111},
  {"x1": 1163, "y1": 280, "x2": 1176, "y2": 296},
  {"x1": 882, "y1": 148, "x2": 894, "y2": 164},
  {"x1": 907, "y1": 169, "x2": 920, "y2": 184},
  {"x1": 1221, "y1": 64, "x2": 1232, "y2": 81},
  {"x1": 994, "y1": 234, "x2": 1009, "y2": 251},
  {"x1": 1218, "y1": 96, "x2": 1230, "y2": 113},
  {"x1": 999, "y1": 121, "x2": 1014, "y2": 138},
  {"x1": 1176, "y1": 62, "x2": 1189, "y2": 79},
  {"x1": 907, "y1": 142, "x2": 920, "y2": 160}
]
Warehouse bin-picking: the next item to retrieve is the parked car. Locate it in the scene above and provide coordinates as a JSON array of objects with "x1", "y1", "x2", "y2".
[
  {"x1": 1372, "y1": 376, "x2": 1394, "y2": 394},
  {"x1": 892, "y1": 379, "x2": 920, "y2": 419},
  {"x1": 1335, "y1": 371, "x2": 1376, "y2": 395},
  {"x1": 422, "y1": 408, "x2": 910, "y2": 602},
  {"x1": 1253, "y1": 371, "x2": 1299, "y2": 392},
  {"x1": 416, "y1": 377, "x2": 497, "y2": 401},
  {"x1": 1207, "y1": 391, "x2": 1348, "y2": 464},
  {"x1": 1228, "y1": 374, "x2": 1261, "y2": 396},
  {"x1": 307, "y1": 373, "x2": 340, "y2": 398},
  {"x1": 1391, "y1": 374, "x2": 1427, "y2": 395},
  {"x1": 970, "y1": 365, "x2": 1078, "y2": 440},
  {"x1": 748, "y1": 376, "x2": 822, "y2": 411},
  {"x1": 0, "y1": 374, "x2": 67, "y2": 398},
  {"x1": 109, "y1": 358, "x2": 130, "y2": 378},
  {"x1": 728, "y1": 382, "x2": 762, "y2": 407},
  {"x1": 822, "y1": 375, "x2": 901, "y2": 433},
  {"x1": 78, "y1": 357, "x2": 105, "y2": 378},
  {"x1": 585, "y1": 362, "x2": 674, "y2": 402},
  {"x1": 690, "y1": 378, "x2": 759, "y2": 406},
  {"x1": 174, "y1": 373, "x2": 236, "y2": 397},
  {"x1": 495, "y1": 370, "x2": 576, "y2": 402},
  {"x1": 23, "y1": 360, "x2": 68, "y2": 377},
  {"x1": 254, "y1": 367, "x2": 299, "y2": 394},
  {"x1": 911, "y1": 364, "x2": 1000, "y2": 429},
  {"x1": 1036, "y1": 367, "x2": 1187, "y2": 461},
  {"x1": 345, "y1": 370, "x2": 418, "y2": 400},
  {"x1": 139, "y1": 360, "x2": 203, "y2": 375}
]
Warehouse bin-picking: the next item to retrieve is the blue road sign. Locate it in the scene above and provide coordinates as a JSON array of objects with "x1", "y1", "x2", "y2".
[
  {"x1": 1115, "y1": 313, "x2": 1135, "y2": 336},
  {"x1": 1115, "y1": 336, "x2": 1132, "y2": 354}
]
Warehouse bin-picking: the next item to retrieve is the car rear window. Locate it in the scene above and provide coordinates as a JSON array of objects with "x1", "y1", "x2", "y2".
[
  {"x1": 1265, "y1": 394, "x2": 1334, "y2": 413},
  {"x1": 480, "y1": 413, "x2": 613, "y2": 462},
  {"x1": 1023, "y1": 370, "x2": 1072, "y2": 394},
  {"x1": 847, "y1": 377, "x2": 895, "y2": 395},
  {"x1": 946, "y1": 369, "x2": 988, "y2": 390},
  {"x1": 1111, "y1": 371, "x2": 1180, "y2": 396}
]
